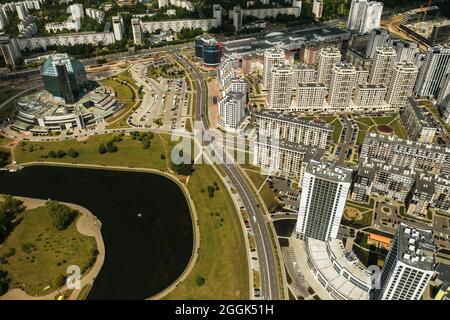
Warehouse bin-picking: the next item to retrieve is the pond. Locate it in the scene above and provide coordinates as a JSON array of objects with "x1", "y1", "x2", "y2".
[{"x1": 0, "y1": 165, "x2": 193, "y2": 300}]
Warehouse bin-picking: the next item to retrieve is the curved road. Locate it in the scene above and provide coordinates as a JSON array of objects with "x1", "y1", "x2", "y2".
[{"x1": 173, "y1": 53, "x2": 281, "y2": 300}]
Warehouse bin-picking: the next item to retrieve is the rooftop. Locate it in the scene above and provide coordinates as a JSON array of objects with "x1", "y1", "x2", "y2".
[
  {"x1": 405, "y1": 98, "x2": 438, "y2": 129},
  {"x1": 255, "y1": 110, "x2": 333, "y2": 131},
  {"x1": 397, "y1": 223, "x2": 435, "y2": 271},
  {"x1": 364, "y1": 132, "x2": 450, "y2": 154},
  {"x1": 307, "y1": 238, "x2": 372, "y2": 300},
  {"x1": 222, "y1": 25, "x2": 350, "y2": 57},
  {"x1": 306, "y1": 159, "x2": 353, "y2": 183}
]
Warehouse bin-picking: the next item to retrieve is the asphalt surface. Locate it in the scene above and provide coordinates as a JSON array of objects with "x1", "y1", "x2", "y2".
[{"x1": 173, "y1": 53, "x2": 281, "y2": 300}]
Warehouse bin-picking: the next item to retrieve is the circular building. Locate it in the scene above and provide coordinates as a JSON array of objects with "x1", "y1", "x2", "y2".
[
  {"x1": 41, "y1": 53, "x2": 87, "y2": 104},
  {"x1": 11, "y1": 54, "x2": 124, "y2": 135}
]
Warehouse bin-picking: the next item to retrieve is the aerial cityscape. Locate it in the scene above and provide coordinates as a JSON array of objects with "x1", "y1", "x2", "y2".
[{"x1": 0, "y1": 0, "x2": 450, "y2": 305}]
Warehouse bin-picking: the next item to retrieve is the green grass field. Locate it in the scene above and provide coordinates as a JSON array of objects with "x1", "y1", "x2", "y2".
[
  {"x1": 164, "y1": 165, "x2": 249, "y2": 300},
  {"x1": 0, "y1": 135, "x2": 13, "y2": 147},
  {"x1": 243, "y1": 168, "x2": 267, "y2": 190},
  {"x1": 100, "y1": 77, "x2": 136, "y2": 129},
  {"x1": 259, "y1": 182, "x2": 279, "y2": 213},
  {"x1": 330, "y1": 118, "x2": 343, "y2": 143},
  {"x1": 15, "y1": 133, "x2": 174, "y2": 172},
  {"x1": 0, "y1": 205, "x2": 97, "y2": 296}
]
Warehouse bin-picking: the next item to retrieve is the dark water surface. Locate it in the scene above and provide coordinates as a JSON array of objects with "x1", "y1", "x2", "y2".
[{"x1": 0, "y1": 165, "x2": 193, "y2": 300}]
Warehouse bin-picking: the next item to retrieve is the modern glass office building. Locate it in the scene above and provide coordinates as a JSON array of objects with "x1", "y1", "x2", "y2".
[
  {"x1": 41, "y1": 53, "x2": 87, "y2": 103},
  {"x1": 194, "y1": 35, "x2": 222, "y2": 66}
]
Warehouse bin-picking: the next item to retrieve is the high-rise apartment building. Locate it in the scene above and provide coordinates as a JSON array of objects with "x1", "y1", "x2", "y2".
[
  {"x1": 218, "y1": 92, "x2": 247, "y2": 130},
  {"x1": 232, "y1": 6, "x2": 242, "y2": 32},
  {"x1": 268, "y1": 63, "x2": 293, "y2": 110},
  {"x1": 359, "y1": 1, "x2": 383, "y2": 34},
  {"x1": 414, "y1": 47, "x2": 450, "y2": 98},
  {"x1": 347, "y1": 0, "x2": 367, "y2": 31},
  {"x1": 327, "y1": 63, "x2": 356, "y2": 110},
  {"x1": 292, "y1": 63, "x2": 316, "y2": 87},
  {"x1": 347, "y1": 0, "x2": 383, "y2": 34},
  {"x1": 373, "y1": 223, "x2": 435, "y2": 300},
  {"x1": 388, "y1": 39, "x2": 419, "y2": 64},
  {"x1": 131, "y1": 18, "x2": 143, "y2": 45},
  {"x1": 296, "y1": 83, "x2": 327, "y2": 112},
  {"x1": 366, "y1": 28, "x2": 389, "y2": 59},
  {"x1": 317, "y1": 47, "x2": 341, "y2": 88},
  {"x1": 255, "y1": 110, "x2": 333, "y2": 149},
  {"x1": 263, "y1": 47, "x2": 285, "y2": 90},
  {"x1": 368, "y1": 47, "x2": 397, "y2": 85},
  {"x1": 385, "y1": 62, "x2": 418, "y2": 109},
  {"x1": 354, "y1": 84, "x2": 386, "y2": 107},
  {"x1": 312, "y1": 0, "x2": 323, "y2": 19},
  {"x1": 112, "y1": 16, "x2": 124, "y2": 41},
  {"x1": 296, "y1": 160, "x2": 352, "y2": 241}
]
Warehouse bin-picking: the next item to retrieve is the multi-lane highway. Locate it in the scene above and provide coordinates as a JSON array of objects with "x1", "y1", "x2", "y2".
[{"x1": 173, "y1": 53, "x2": 281, "y2": 300}]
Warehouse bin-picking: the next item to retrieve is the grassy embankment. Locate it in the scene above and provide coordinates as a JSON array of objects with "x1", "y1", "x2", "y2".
[{"x1": 14, "y1": 132, "x2": 249, "y2": 300}]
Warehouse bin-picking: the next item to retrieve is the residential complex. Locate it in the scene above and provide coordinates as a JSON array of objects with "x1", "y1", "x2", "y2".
[{"x1": 360, "y1": 132, "x2": 450, "y2": 176}]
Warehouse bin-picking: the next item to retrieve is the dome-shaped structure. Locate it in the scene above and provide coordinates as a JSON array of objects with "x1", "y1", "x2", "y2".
[{"x1": 41, "y1": 53, "x2": 87, "y2": 104}]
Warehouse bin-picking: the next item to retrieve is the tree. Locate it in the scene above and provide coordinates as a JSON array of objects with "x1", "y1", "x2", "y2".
[
  {"x1": 170, "y1": 162, "x2": 195, "y2": 176},
  {"x1": 196, "y1": 276, "x2": 205, "y2": 286},
  {"x1": 56, "y1": 150, "x2": 66, "y2": 158},
  {"x1": 98, "y1": 144, "x2": 107, "y2": 154},
  {"x1": 0, "y1": 196, "x2": 24, "y2": 240},
  {"x1": 142, "y1": 140, "x2": 151, "y2": 149},
  {"x1": 46, "y1": 201, "x2": 77, "y2": 231},
  {"x1": 106, "y1": 140, "x2": 118, "y2": 153},
  {"x1": 67, "y1": 148, "x2": 79, "y2": 158},
  {"x1": 207, "y1": 185, "x2": 215, "y2": 198},
  {"x1": 48, "y1": 150, "x2": 57, "y2": 158},
  {"x1": 52, "y1": 274, "x2": 66, "y2": 288},
  {"x1": 0, "y1": 150, "x2": 10, "y2": 167},
  {"x1": 0, "y1": 270, "x2": 9, "y2": 296}
]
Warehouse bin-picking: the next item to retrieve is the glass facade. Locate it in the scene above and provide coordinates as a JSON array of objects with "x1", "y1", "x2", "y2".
[
  {"x1": 203, "y1": 44, "x2": 220, "y2": 66},
  {"x1": 41, "y1": 53, "x2": 87, "y2": 103},
  {"x1": 195, "y1": 36, "x2": 221, "y2": 66}
]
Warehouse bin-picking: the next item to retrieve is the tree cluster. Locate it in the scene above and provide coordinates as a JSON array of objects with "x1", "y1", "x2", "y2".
[
  {"x1": 46, "y1": 200, "x2": 78, "y2": 231},
  {"x1": 0, "y1": 196, "x2": 25, "y2": 242}
]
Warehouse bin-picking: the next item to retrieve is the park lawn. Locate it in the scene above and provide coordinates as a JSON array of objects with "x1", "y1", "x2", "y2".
[
  {"x1": 243, "y1": 168, "x2": 267, "y2": 190},
  {"x1": 14, "y1": 133, "x2": 175, "y2": 172},
  {"x1": 389, "y1": 118, "x2": 408, "y2": 139},
  {"x1": 0, "y1": 205, "x2": 97, "y2": 296},
  {"x1": 100, "y1": 79, "x2": 134, "y2": 102},
  {"x1": 354, "y1": 117, "x2": 375, "y2": 127},
  {"x1": 356, "y1": 122, "x2": 369, "y2": 145},
  {"x1": 260, "y1": 181, "x2": 279, "y2": 212},
  {"x1": 114, "y1": 70, "x2": 138, "y2": 89},
  {"x1": 330, "y1": 118, "x2": 342, "y2": 143},
  {"x1": 371, "y1": 114, "x2": 397, "y2": 125},
  {"x1": 164, "y1": 165, "x2": 249, "y2": 300},
  {"x1": 0, "y1": 135, "x2": 13, "y2": 147}
]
